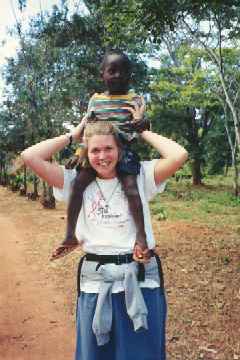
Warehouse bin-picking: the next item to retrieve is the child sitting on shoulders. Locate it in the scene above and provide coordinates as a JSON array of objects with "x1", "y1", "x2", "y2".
[{"x1": 51, "y1": 49, "x2": 150, "y2": 263}]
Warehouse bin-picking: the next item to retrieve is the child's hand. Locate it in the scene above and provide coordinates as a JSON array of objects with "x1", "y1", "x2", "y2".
[
  {"x1": 133, "y1": 244, "x2": 151, "y2": 264},
  {"x1": 122, "y1": 96, "x2": 145, "y2": 122},
  {"x1": 120, "y1": 117, "x2": 151, "y2": 134},
  {"x1": 131, "y1": 117, "x2": 151, "y2": 133},
  {"x1": 121, "y1": 96, "x2": 151, "y2": 133}
]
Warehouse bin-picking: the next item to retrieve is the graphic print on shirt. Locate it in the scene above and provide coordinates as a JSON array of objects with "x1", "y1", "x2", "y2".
[{"x1": 85, "y1": 183, "x2": 130, "y2": 227}]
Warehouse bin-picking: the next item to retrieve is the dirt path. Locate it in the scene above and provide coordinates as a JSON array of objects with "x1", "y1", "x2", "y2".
[
  {"x1": 0, "y1": 188, "x2": 75, "y2": 360},
  {"x1": 0, "y1": 186, "x2": 239, "y2": 360}
]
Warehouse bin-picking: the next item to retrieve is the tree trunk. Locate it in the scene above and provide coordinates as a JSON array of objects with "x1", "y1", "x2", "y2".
[
  {"x1": 47, "y1": 185, "x2": 56, "y2": 209},
  {"x1": 224, "y1": 162, "x2": 229, "y2": 176},
  {"x1": 183, "y1": 19, "x2": 240, "y2": 152},
  {"x1": 23, "y1": 166, "x2": 27, "y2": 194},
  {"x1": 233, "y1": 163, "x2": 240, "y2": 197},
  {"x1": 42, "y1": 180, "x2": 47, "y2": 198},
  {"x1": 218, "y1": 72, "x2": 240, "y2": 151},
  {"x1": 33, "y1": 175, "x2": 38, "y2": 198},
  {"x1": 191, "y1": 159, "x2": 202, "y2": 185},
  {"x1": 40, "y1": 181, "x2": 56, "y2": 209},
  {"x1": 0, "y1": 163, "x2": 3, "y2": 184},
  {"x1": 4, "y1": 164, "x2": 9, "y2": 186}
]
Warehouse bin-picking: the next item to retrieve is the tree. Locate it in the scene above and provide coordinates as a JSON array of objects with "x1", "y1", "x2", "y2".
[
  {"x1": 149, "y1": 44, "x2": 221, "y2": 185},
  {"x1": 98, "y1": 0, "x2": 240, "y2": 192}
]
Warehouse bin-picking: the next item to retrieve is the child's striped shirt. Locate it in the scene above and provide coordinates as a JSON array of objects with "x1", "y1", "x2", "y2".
[{"x1": 87, "y1": 92, "x2": 142, "y2": 141}]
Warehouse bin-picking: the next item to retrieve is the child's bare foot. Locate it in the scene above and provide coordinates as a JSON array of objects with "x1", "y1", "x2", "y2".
[{"x1": 50, "y1": 235, "x2": 81, "y2": 261}]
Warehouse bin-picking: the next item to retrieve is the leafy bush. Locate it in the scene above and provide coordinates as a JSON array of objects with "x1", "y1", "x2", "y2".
[{"x1": 150, "y1": 202, "x2": 167, "y2": 220}]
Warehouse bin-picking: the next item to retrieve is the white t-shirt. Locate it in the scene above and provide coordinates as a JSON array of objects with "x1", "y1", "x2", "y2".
[{"x1": 53, "y1": 160, "x2": 166, "y2": 293}]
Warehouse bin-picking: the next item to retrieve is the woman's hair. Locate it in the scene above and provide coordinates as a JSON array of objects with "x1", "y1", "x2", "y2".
[
  {"x1": 84, "y1": 120, "x2": 120, "y2": 144},
  {"x1": 100, "y1": 49, "x2": 132, "y2": 76}
]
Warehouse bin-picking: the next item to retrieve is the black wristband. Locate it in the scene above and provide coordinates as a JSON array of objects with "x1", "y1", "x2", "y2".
[{"x1": 66, "y1": 134, "x2": 73, "y2": 146}]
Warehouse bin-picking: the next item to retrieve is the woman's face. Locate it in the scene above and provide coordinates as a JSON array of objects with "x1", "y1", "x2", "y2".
[{"x1": 87, "y1": 134, "x2": 119, "y2": 179}]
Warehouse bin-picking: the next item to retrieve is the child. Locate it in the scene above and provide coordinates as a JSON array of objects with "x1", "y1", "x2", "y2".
[{"x1": 51, "y1": 49, "x2": 150, "y2": 261}]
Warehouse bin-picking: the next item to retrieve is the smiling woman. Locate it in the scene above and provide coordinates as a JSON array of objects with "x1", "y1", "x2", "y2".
[
  {"x1": 21, "y1": 118, "x2": 188, "y2": 360},
  {"x1": 84, "y1": 122, "x2": 121, "y2": 179}
]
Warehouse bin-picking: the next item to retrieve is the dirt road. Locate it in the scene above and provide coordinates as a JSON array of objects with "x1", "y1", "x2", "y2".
[
  {"x1": 0, "y1": 187, "x2": 76, "y2": 360},
  {"x1": 1, "y1": 185, "x2": 239, "y2": 360}
]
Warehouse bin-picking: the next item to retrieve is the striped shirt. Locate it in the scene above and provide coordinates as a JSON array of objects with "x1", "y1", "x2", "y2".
[{"x1": 88, "y1": 92, "x2": 142, "y2": 141}]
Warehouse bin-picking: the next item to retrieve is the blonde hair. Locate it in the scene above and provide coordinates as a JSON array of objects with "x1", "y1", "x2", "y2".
[{"x1": 84, "y1": 121, "x2": 120, "y2": 144}]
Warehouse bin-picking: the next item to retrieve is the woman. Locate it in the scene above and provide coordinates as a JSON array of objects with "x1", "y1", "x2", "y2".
[{"x1": 21, "y1": 102, "x2": 188, "y2": 360}]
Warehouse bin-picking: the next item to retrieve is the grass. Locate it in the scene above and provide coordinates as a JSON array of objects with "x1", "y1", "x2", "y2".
[
  {"x1": 150, "y1": 174, "x2": 240, "y2": 228},
  {"x1": 148, "y1": 173, "x2": 240, "y2": 359}
]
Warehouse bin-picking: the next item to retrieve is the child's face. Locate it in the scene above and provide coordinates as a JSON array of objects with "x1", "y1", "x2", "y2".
[{"x1": 102, "y1": 54, "x2": 131, "y2": 95}]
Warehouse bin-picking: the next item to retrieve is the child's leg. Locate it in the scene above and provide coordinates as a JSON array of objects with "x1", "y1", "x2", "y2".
[
  {"x1": 51, "y1": 168, "x2": 95, "y2": 260},
  {"x1": 65, "y1": 167, "x2": 96, "y2": 243},
  {"x1": 119, "y1": 174, "x2": 148, "y2": 251}
]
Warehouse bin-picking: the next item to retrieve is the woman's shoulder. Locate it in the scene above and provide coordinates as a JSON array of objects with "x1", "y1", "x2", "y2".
[
  {"x1": 53, "y1": 166, "x2": 77, "y2": 202},
  {"x1": 138, "y1": 160, "x2": 167, "y2": 200}
]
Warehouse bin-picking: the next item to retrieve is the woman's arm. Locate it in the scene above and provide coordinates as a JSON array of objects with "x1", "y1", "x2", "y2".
[
  {"x1": 140, "y1": 130, "x2": 188, "y2": 185},
  {"x1": 123, "y1": 100, "x2": 188, "y2": 185},
  {"x1": 21, "y1": 119, "x2": 86, "y2": 189}
]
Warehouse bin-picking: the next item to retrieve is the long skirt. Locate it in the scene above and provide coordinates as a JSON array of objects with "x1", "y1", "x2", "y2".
[{"x1": 75, "y1": 287, "x2": 167, "y2": 360}]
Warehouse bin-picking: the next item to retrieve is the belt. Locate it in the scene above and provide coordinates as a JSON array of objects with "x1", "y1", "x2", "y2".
[
  {"x1": 85, "y1": 250, "x2": 155, "y2": 265},
  {"x1": 85, "y1": 250, "x2": 155, "y2": 282},
  {"x1": 77, "y1": 250, "x2": 164, "y2": 297},
  {"x1": 85, "y1": 253, "x2": 134, "y2": 265}
]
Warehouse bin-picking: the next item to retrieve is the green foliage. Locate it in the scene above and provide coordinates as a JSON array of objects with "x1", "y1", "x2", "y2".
[
  {"x1": 148, "y1": 44, "x2": 225, "y2": 183},
  {"x1": 151, "y1": 173, "x2": 240, "y2": 227},
  {"x1": 98, "y1": 0, "x2": 240, "y2": 188},
  {"x1": 150, "y1": 202, "x2": 168, "y2": 221},
  {"x1": 174, "y1": 163, "x2": 192, "y2": 180},
  {"x1": 205, "y1": 119, "x2": 232, "y2": 175},
  {"x1": 12, "y1": 174, "x2": 24, "y2": 187},
  {"x1": 0, "y1": 2, "x2": 151, "y2": 164},
  {"x1": 99, "y1": 0, "x2": 240, "y2": 46}
]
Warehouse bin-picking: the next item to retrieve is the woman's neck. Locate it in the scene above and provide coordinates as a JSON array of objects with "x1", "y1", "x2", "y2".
[{"x1": 96, "y1": 173, "x2": 117, "y2": 180}]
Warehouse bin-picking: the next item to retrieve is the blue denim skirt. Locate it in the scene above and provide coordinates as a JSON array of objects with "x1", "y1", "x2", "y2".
[{"x1": 75, "y1": 287, "x2": 167, "y2": 360}]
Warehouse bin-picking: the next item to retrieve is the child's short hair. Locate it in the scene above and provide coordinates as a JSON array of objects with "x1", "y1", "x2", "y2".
[{"x1": 100, "y1": 49, "x2": 132, "y2": 76}]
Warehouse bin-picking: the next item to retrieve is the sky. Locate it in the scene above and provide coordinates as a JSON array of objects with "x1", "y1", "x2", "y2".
[{"x1": 0, "y1": 0, "x2": 82, "y2": 100}]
